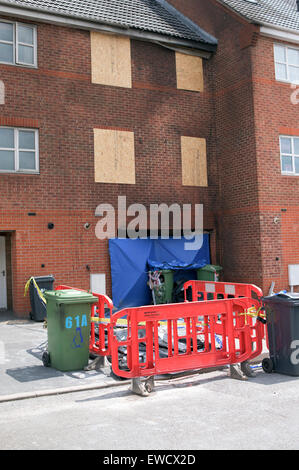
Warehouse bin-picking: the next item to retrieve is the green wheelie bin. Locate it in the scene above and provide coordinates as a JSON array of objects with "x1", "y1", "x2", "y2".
[
  {"x1": 197, "y1": 264, "x2": 222, "y2": 282},
  {"x1": 151, "y1": 269, "x2": 174, "y2": 304},
  {"x1": 43, "y1": 289, "x2": 97, "y2": 372}
]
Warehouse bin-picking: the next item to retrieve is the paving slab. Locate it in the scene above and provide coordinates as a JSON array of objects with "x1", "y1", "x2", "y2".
[{"x1": 0, "y1": 312, "x2": 119, "y2": 399}]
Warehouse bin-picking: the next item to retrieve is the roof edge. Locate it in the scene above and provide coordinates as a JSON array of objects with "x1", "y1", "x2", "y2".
[
  {"x1": 216, "y1": 0, "x2": 299, "y2": 34},
  {"x1": 155, "y1": 0, "x2": 218, "y2": 44},
  {"x1": 0, "y1": 1, "x2": 217, "y2": 52},
  {"x1": 260, "y1": 21, "x2": 299, "y2": 37},
  {"x1": 260, "y1": 23, "x2": 299, "y2": 45},
  {"x1": 215, "y1": 0, "x2": 253, "y2": 25}
]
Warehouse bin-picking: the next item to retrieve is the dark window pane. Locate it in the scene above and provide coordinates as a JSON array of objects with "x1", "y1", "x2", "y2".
[
  {"x1": 0, "y1": 22, "x2": 13, "y2": 42},
  {"x1": 280, "y1": 137, "x2": 292, "y2": 154},
  {"x1": 281, "y1": 155, "x2": 293, "y2": 173},
  {"x1": 18, "y1": 44, "x2": 34, "y2": 65},
  {"x1": 0, "y1": 150, "x2": 14, "y2": 170},
  {"x1": 18, "y1": 25, "x2": 34, "y2": 45},
  {"x1": 19, "y1": 131, "x2": 35, "y2": 150},
  {"x1": 0, "y1": 42, "x2": 13, "y2": 63},
  {"x1": 19, "y1": 151, "x2": 36, "y2": 170},
  {"x1": 0, "y1": 128, "x2": 14, "y2": 148}
]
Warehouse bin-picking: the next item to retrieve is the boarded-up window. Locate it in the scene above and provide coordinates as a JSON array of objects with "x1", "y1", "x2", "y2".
[
  {"x1": 94, "y1": 128, "x2": 135, "y2": 184},
  {"x1": 181, "y1": 136, "x2": 208, "y2": 187},
  {"x1": 176, "y1": 52, "x2": 204, "y2": 92},
  {"x1": 91, "y1": 31, "x2": 132, "y2": 88}
]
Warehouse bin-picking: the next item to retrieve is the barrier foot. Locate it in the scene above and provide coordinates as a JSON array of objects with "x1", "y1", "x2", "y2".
[
  {"x1": 228, "y1": 364, "x2": 248, "y2": 381},
  {"x1": 84, "y1": 356, "x2": 110, "y2": 371},
  {"x1": 130, "y1": 377, "x2": 155, "y2": 397},
  {"x1": 240, "y1": 360, "x2": 256, "y2": 378}
]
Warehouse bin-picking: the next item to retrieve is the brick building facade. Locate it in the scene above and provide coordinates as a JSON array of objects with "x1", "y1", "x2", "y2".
[
  {"x1": 0, "y1": 0, "x2": 298, "y2": 316},
  {"x1": 0, "y1": 1, "x2": 218, "y2": 315},
  {"x1": 169, "y1": 0, "x2": 299, "y2": 294}
]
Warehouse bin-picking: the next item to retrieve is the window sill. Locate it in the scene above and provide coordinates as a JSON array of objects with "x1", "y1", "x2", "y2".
[
  {"x1": 0, "y1": 170, "x2": 40, "y2": 175},
  {"x1": 0, "y1": 61, "x2": 38, "y2": 70},
  {"x1": 281, "y1": 172, "x2": 299, "y2": 177},
  {"x1": 275, "y1": 78, "x2": 299, "y2": 86}
]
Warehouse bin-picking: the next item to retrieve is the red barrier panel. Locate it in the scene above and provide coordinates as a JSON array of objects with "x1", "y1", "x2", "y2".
[
  {"x1": 183, "y1": 280, "x2": 267, "y2": 347},
  {"x1": 55, "y1": 285, "x2": 113, "y2": 356},
  {"x1": 184, "y1": 280, "x2": 263, "y2": 302},
  {"x1": 109, "y1": 296, "x2": 264, "y2": 379}
]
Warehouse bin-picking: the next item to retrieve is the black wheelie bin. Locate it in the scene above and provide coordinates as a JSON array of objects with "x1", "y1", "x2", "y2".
[
  {"x1": 262, "y1": 292, "x2": 299, "y2": 376},
  {"x1": 29, "y1": 275, "x2": 55, "y2": 322}
]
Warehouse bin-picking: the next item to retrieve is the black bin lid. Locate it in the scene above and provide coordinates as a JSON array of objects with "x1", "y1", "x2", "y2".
[
  {"x1": 263, "y1": 292, "x2": 299, "y2": 306},
  {"x1": 31, "y1": 275, "x2": 55, "y2": 283}
]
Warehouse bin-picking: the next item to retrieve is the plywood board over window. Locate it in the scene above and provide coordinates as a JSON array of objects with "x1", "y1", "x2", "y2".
[
  {"x1": 181, "y1": 136, "x2": 208, "y2": 187},
  {"x1": 91, "y1": 31, "x2": 132, "y2": 88},
  {"x1": 94, "y1": 128, "x2": 136, "y2": 184},
  {"x1": 176, "y1": 52, "x2": 204, "y2": 92}
]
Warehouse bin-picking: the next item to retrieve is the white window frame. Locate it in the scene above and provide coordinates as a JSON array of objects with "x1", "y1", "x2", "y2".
[
  {"x1": 0, "y1": 127, "x2": 39, "y2": 174},
  {"x1": 280, "y1": 135, "x2": 299, "y2": 176},
  {"x1": 274, "y1": 43, "x2": 299, "y2": 84},
  {"x1": 0, "y1": 19, "x2": 37, "y2": 68}
]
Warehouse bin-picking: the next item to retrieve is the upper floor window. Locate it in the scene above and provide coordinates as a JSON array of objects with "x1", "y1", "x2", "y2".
[
  {"x1": 0, "y1": 20, "x2": 37, "y2": 67},
  {"x1": 0, "y1": 127, "x2": 39, "y2": 173},
  {"x1": 280, "y1": 135, "x2": 299, "y2": 175},
  {"x1": 274, "y1": 44, "x2": 299, "y2": 84}
]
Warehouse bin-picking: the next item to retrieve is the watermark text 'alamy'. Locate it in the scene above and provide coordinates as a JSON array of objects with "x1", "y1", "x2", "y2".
[{"x1": 95, "y1": 196, "x2": 203, "y2": 251}]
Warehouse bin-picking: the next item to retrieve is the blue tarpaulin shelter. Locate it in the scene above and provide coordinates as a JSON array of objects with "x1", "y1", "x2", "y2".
[{"x1": 108, "y1": 235, "x2": 210, "y2": 309}]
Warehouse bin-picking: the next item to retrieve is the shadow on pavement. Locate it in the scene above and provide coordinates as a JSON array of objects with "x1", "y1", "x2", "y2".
[{"x1": 6, "y1": 365, "x2": 64, "y2": 382}]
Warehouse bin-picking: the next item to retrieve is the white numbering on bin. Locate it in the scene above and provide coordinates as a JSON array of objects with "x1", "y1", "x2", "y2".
[
  {"x1": 290, "y1": 340, "x2": 299, "y2": 365},
  {"x1": 65, "y1": 315, "x2": 88, "y2": 329}
]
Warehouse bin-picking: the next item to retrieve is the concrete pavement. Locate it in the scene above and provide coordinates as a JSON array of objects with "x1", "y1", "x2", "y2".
[
  {"x1": 1, "y1": 311, "x2": 299, "y2": 450},
  {"x1": 0, "y1": 311, "x2": 124, "y2": 402},
  {"x1": 1, "y1": 367, "x2": 299, "y2": 450}
]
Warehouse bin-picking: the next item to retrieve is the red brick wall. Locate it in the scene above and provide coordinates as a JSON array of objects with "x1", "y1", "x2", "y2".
[
  {"x1": 168, "y1": 0, "x2": 299, "y2": 294},
  {"x1": 168, "y1": 0, "x2": 264, "y2": 288},
  {"x1": 0, "y1": 17, "x2": 218, "y2": 315},
  {"x1": 251, "y1": 35, "x2": 299, "y2": 292}
]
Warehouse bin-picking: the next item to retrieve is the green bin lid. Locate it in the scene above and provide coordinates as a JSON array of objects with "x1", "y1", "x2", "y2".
[
  {"x1": 44, "y1": 289, "x2": 98, "y2": 304},
  {"x1": 200, "y1": 264, "x2": 222, "y2": 272}
]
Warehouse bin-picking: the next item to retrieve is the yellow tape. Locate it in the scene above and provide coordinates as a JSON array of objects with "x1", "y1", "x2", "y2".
[
  {"x1": 91, "y1": 317, "x2": 130, "y2": 326},
  {"x1": 238, "y1": 307, "x2": 265, "y2": 324},
  {"x1": 91, "y1": 317, "x2": 207, "y2": 328},
  {"x1": 24, "y1": 277, "x2": 47, "y2": 304}
]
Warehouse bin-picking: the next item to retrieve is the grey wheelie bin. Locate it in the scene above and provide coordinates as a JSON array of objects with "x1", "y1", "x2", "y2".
[
  {"x1": 262, "y1": 293, "x2": 299, "y2": 376},
  {"x1": 29, "y1": 275, "x2": 55, "y2": 322}
]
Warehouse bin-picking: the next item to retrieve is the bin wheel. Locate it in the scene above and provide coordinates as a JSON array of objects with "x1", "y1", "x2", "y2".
[
  {"x1": 262, "y1": 357, "x2": 274, "y2": 374},
  {"x1": 42, "y1": 351, "x2": 51, "y2": 367}
]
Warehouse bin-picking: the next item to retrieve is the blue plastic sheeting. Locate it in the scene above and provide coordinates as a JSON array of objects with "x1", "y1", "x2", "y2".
[
  {"x1": 109, "y1": 235, "x2": 210, "y2": 309},
  {"x1": 147, "y1": 236, "x2": 210, "y2": 270}
]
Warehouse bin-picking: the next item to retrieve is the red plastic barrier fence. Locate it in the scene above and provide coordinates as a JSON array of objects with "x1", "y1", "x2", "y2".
[
  {"x1": 109, "y1": 296, "x2": 264, "y2": 379},
  {"x1": 55, "y1": 285, "x2": 113, "y2": 356},
  {"x1": 184, "y1": 280, "x2": 263, "y2": 302},
  {"x1": 183, "y1": 280, "x2": 267, "y2": 347}
]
